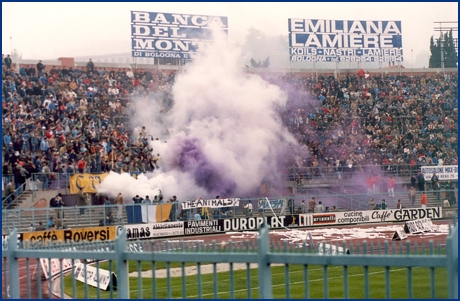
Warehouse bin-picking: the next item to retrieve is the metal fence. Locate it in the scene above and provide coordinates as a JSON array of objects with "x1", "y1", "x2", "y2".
[
  {"x1": 3, "y1": 188, "x2": 458, "y2": 234},
  {"x1": 2, "y1": 222, "x2": 458, "y2": 299}
]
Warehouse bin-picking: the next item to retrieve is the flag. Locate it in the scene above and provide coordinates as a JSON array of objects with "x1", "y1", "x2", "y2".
[{"x1": 141, "y1": 203, "x2": 172, "y2": 223}]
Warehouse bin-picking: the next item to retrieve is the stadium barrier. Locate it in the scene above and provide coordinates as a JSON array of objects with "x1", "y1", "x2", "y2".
[
  {"x1": 3, "y1": 162, "x2": 452, "y2": 195},
  {"x1": 1, "y1": 221, "x2": 458, "y2": 299}
]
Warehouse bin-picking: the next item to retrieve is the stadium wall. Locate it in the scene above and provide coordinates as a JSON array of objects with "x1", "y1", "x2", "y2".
[{"x1": 14, "y1": 57, "x2": 458, "y2": 76}]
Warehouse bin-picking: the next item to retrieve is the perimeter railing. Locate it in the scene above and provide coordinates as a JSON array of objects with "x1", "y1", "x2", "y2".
[
  {"x1": 3, "y1": 189, "x2": 458, "y2": 234},
  {"x1": 2, "y1": 221, "x2": 458, "y2": 299}
]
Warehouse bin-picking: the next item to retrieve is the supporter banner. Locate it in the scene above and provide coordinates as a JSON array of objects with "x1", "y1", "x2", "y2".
[
  {"x1": 288, "y1": 19, "x2": 403, "y2": 62},
  {"x1": 127, "y1": 242, "x2": 144, "y2": 253},
  {"x1": 74, "y1": 262, "x2": 117, "y2": 291},
  {"x1": 181, "y1": 198, "x2": 240, "y2": 210},
  {"x1": 317, "y1": 242, "x2": 350, "y2": 255},
  {"x1": 257, "y1": 199, "x2": 286, "y2": 210},
  {"x1": 117, "y1": 222, "x2": 184, "y2": 240},
  {"x1": 141, "y1": 203, "x2": 173, "y2": 223},
  {"x1": 70, "y1": 173, "x2": 109, "y2": 194},
  {"x1": 21, "y1": 226, "x2": 117, "y2": 248},
  {"x1": 404, "y1": 218, "x2": 434, "y2": 234},
  {"x1": 125, "y1": 204, "x2": 172, "y2": 224},
  {"x1": 421, "y1": 165, "x2": 458, "y2": 181},
  {"x1": 40, "y1": 248, "x2": 81, "y2": 279},
  {"x1": 392, "y1": 229, "x2": 408, "y2": 241},
  {"x1": 131, "y1": 11, "x2": 228, "y2": 59}
]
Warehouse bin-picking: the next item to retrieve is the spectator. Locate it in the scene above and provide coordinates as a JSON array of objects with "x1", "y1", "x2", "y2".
[
  {"x1": 368, "y1": 198, "x2": 375, "y2": 210},
  {"x1": 77, "y1": 187, "x2": 87, "y2": 215},
  {"x1": 243, "y1": 200, "x2": 253, "y2": 217},
  {"x1": 432, "y1": 177, "x2": 441, "y2": 201},
  {"x1": 17, "y1": 163, "x2": 30, "y2": 190},
  {"x1": 99, "y1": 211, "x2": 114, "y2": 226},
  {"x1": 169, "y1": 195, "x2": 178, "y2": 221},
  {"x1": 46, "y1": 216, "x2": 55, "y2": 229},
  {"x1": 142, "y1": 195, "x2": 151, "y2": 203},
  {"x1": 443, "y1": 199, "x2": 450, "y2": 207},
  {"x1": 387, "y1": 176, "x2": 395, "y2": 198},
  {"x1": 41, "y1": 161, "x2": 51, "y2": 190},
  {"x1": 36, "y1": 60, "x2": 44, "y2": 76},
  {"x1": 194, "y1": 209, "x2": 202, "y2": 221},
  {"x1": 287, "y1": 198, "x2": 295, "y2": 214},
  {"x1": 410, "y1": 175, "x2": 417, "y2": 188},
  {"x1": 420, "y1": 192, "x2": 428, "y2": 209},
  {"x1": 114, "y1": 192, "x2": 124, "y2": 222},
  {"x1": 102, "y1": 196, "x2": 112, "y2": 217},
  {"x1": 55, "y1": 218, "x2": 64, "y2": 229},
  {"x1": 443, "y1": 181, "x2": 456, "y2": 205},
  {"x1": 35, "y1": 221, "x2": 46, "y2": 231},
  {"x1": 396, "y1": 199, "x2": 403, "y2": 209},
  {"x1": 4, "y1": 179, "x2": 15, "y2": 207},
  {"x1": 86, "y1": 59, "x2": 94, "y2": 73},
  {"x1": 380, "y1": 199, "x2": 387, "y2": 210},
  {"x1": 132, "y1": 195, "x2": 143, "y2": 204},
  {"x1": 308, "y1": 197, "x2": 316, "y2": 213},
  {"x1": 299, "y1": 199, "x2": 306, "y2": 213},
  {"x1": 55, "y1": 193, "x2": 65, "y2": 219},
  {"x1": 417, "y1": 173, "x2": 425, "y2": 192},
  {"x1": 430, "y1": 173, "x2": 439, "y2": 191},
  {"x1": 408, "y1": 186, "x2": 416, "y2": 207},
  {"x1": 77, "y1": 157, "x2": 87, "y2": 173},
  {"x1": 4, "y1": 54, "x2": 12, "y2": 70},
  {"x1": 315, "y1": 200, "x2": 324, "y2": 213},
  {"x1": 27, "y1": 223, "x2": 35, "y2": 232}
]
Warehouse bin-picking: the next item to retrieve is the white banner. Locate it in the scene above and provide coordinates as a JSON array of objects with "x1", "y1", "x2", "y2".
[
  {"x1": 181, "y1": 198, "x2": 240, "y2": 210},
  {"x1": 257, "y1": 199, "x2": 286, "y2": 210},
  {"x1": 117, "y1": 222, "x2": 184, "y2": 240},
  {"x1": 317, "y1": 242, "x2": 349, "y2": 255},
  {"x1": 73, "y1": 262, "x2": 116, "y2": 291},
  {"x1": 404, "y1": 218, "x2": 434, "y2": 234},
  {"x1": 421, "y1": 165, "x2": 458, "y2": 181},
  {"x1": 333, "y1": 207, "x2": 442, "y2": 224},
  {"x1": 40, "y1": 247, "x2": 81, "y2": 279}
]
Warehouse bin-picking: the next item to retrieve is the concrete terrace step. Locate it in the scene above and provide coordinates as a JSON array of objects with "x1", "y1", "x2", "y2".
[{"x1": 2, "y1": 209, "x2": 130, "y2": 234}]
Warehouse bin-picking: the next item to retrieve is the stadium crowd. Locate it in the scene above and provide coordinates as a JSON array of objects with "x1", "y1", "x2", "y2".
[
  {"x1": 2, "y1": 55, "x2": 458, "y2": 198},
  {"x1": 2, "y1": 57, "x2": 176, "y2": 192}
]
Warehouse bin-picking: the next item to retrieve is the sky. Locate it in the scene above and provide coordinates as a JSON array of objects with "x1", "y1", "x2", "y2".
[{"x1": 2, "y1": 2, "x2": 458, "y2": 68}]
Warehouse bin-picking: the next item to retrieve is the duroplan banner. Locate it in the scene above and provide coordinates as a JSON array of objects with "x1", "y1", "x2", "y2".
[
  {"x1": 181, "y1": 198, "x2": 240, "y2": 210},
  {"x1": 288, "y1": 19, "x2": 403, "y2": 62},
  {"x1": 131, "y1": 11, "x2": 228, "y2": 59}
]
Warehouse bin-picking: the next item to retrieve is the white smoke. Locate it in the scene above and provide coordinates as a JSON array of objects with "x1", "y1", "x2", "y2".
[{"x1": 97, "y1": 29, "x2": 297, "y2": 202}]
